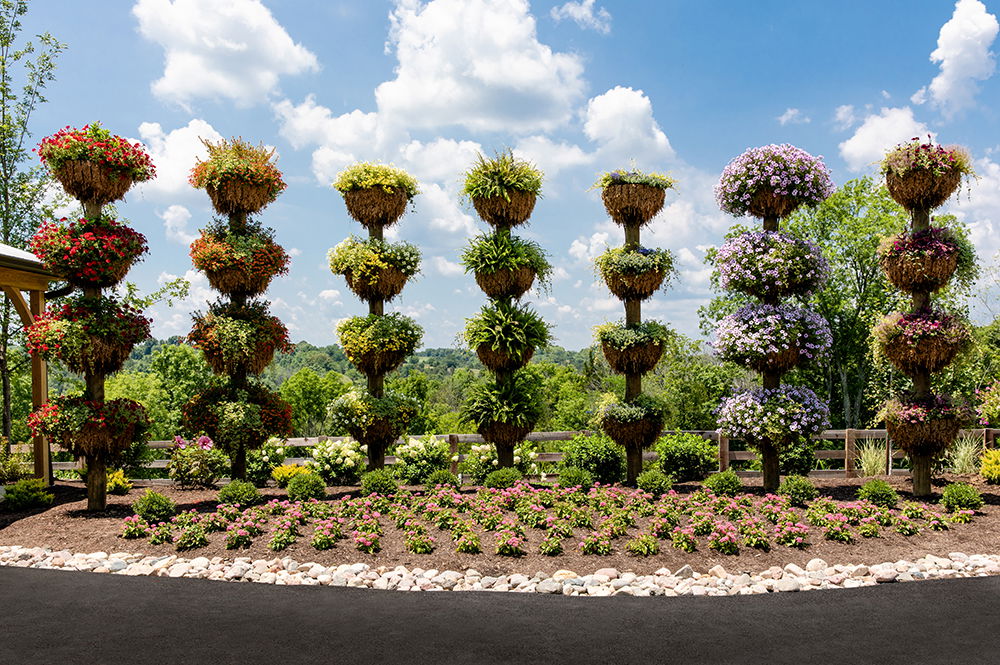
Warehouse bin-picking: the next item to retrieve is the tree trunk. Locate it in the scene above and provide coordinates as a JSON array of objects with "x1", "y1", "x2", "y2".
[
  {"x1": 85, "y1": 455, "x2": 107, "y2": 511},
  {"x1": 760, "y1": 442, "x2": 780, "y2": 493},
  {"x1": 496, "y1": 444, "x2": 514, "y2": 469},
  {"x1": 1, "y1": 299, "x2": 12, "y2": 444},
  {"x1": 231, "y1": 444, "x2": 247, "y2": 481},
  {"x1": 910, "y1": 454, "x2": 932, "y2": 497},
  {"x1": 626, "y1": 444, "x2": 643, "y2": 486},
  {"x1": 367, "y1": 442, "x2": 387, "y2": 472}
]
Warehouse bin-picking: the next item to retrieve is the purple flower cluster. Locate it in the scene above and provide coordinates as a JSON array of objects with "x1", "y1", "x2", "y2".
[
  {"x1": 717, "y1": 384, "x2": 830, "y2": 445},
  {"x1": 715, "y1": 144, "x2": 834, "y2": 217},
  {"x1": 716, "y1": 231, "x2": 829, "y2": 298},
  {"x1": 714, "y1": 303, "x2": 831, "y2": 368}
]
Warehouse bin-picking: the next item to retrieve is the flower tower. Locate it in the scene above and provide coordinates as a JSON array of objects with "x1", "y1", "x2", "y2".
[
  {"x1": 713, "y1": 144, "x2": 834, "y2": 492},
  {"x1": 875, "y1": 138, "x2": 975, "y2": 496},
  {"x1": 183, "y1": 138, "x2": 293, "y2": 480},
  {"x1": 330, "y1": 163, "x2": 423, "y2": 470},
  {"x1": 26, "y1": 123, "x2": 155, "y2": 511},
  {"x1": 461, "y1": 150, "x2": 550, "y2": 469},
  {"x1": 591, "y1": 169, "x2": 677, "y2": 485}
]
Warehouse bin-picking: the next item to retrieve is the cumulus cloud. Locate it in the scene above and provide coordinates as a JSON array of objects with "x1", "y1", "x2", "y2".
[
  {"x1": 550, "y1": 0, "x2": 611, "y2": 34},
  {"x1": 399, "y1": 138, "x2": 484, "y2": 184},
  {"x1": 159, "y1": 204, "x2": 197, "y2": 245},
  {"x1": 920, "y1": 0, "x2": 999, "y2": 118},
  {"x1": 513, "y1": 135, "x2": 592, "y2": 179},
  {"x1": 150, "y1": 269, "x2": 213, "y2": 336},
  {"x1": 583, "y1": 86, "x2": 675, "y2": 163},
  {"x1": 569, "y1": 231, "x2": 610, "y2": 262},
  {"x1": 133, "y1": 0, "x2": 319, "y2": 109},
  {"x1": 137, "y1": 119, "x2": 222, "y2": 197},
  {"x1": 318, "y1": 289, "x2": 343, "y2": 306},
  {"x1": 777, "y1": 108, "x2": 810, "y2": 125},
  {"x1": 418, "y1": 183, "x2": 477, "y2": 235},
  {"x1": 833, "y1": 104, "x2": 857, "y2": 131},
  {"x1": 375, "y1": 0, "x2": 585, "y2": 133},
  {"x1": 432, "y1": 256, "x2": 465, "y2": 276},
  {"x1": 839, "y1": 107, "x2": 932, "y2": 171}
]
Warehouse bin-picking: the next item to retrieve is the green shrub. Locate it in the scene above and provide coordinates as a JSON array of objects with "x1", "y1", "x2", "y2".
[
  {"x1": 778, "y1": 475, "x2": 818, "y2": 507},
  {"x1": 747, "y1": 438, "x2": 816, "y2": 476},
  {"x1": 703, "y1": 469, "x2": 742, "y2": 497},
  {"x1": 131, "y1": 489, "x2": 176, "y2": 524},
  {"x1": 424, "y1": 469, "x2": 460, "y2": 491},
  {"x1": 636, "y1": 469, "x2": 672, "y2": 496},
  {"x1": 556, "y1": 466, "x2": 593, "y2": 489},
  {"x1": 2, "y1": 478, "x2": 53, "y2": 511},
  {"x1": 286, "y1": 472, "x2": 326, "y2": 502},
  {"x1": 217, "y1": 480, "x2": 261, "y2": 506},
  {"x1": 561, "y1": 433, "x2": 626, "y2": 485},
  {"x1": 360, "y1": 468, "x2": 398, "y2": 496},
  {"x1": 857, "y1": 479, "x2": 899, "y2": 509},
  {"x1": 940, "y1": 482, "x2": 984, "y2": 513},
  {"x1": 106, "y1": 469, "x2": 132, "y2": 496},
  {"x1": 484, "y1": 467, "x2": 523, "y2": 489},
  {"x1": 654, "y1": 433, "x2": 716, "y2": 482},
  {"x1": 168, "y1": 443, "x2": 229, "y2": 488},
  {"x1": 464, "y1": 301, "x2": 552, "y2": 363},
  {"x1": 245, "y1": 437, "x2": 286, "y2": 488},
  {"x1": 392, "y1": 435, "x2": 450, "y2": 485},
  {"x1": 0, "y1": 444, "x2": 30, "y2": 484}
]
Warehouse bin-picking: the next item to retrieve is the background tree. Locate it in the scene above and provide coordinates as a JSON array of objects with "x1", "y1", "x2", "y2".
[{"x1": 0, "y1": 0, "x2": 64, "y2": 450}]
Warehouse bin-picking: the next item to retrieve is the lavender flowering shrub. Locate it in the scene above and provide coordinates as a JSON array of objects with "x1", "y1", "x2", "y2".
[
  {"x1": 715, "y1": 144, "x2": 834, "y2": 219},
  {"x1": 717, "y1": 385, "x2": 829, "y2": 447},
  {"x1": 716, "y1": 231, "x2": 829, "y2": 299},
  {"x1": 714, "y1": 304, "x2": 832, "y2": 371}
]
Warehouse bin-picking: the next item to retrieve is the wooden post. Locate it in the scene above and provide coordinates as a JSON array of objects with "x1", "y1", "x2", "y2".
[
  {"x1": 986, "y1": 429, "x2": 996, "y2": 450},
  {"x1": 448, "y1": 434, "x2": 459, "y2": 475},
  {"x1": 29, "y1": 289, "x2": 50, "y2": 484},
  {"x1": 885, "y1": 434, "x2": 892, "y2": 476},
  {"x1": 717, "y1": 432, "x2": 729, "y2": 472},
  {"x1": 844, "y1": 428, "x2": 856, "y2": 479}
]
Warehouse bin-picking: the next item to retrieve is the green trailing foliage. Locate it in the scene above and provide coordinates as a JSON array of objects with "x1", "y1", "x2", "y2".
[
  {"x1": 464, "y1": 301, "x2": 552, "y2": 359},
  {"x1": 595, "y1": 246, "x2": 675, "y2": 278},
  {"x1": 327, "y1": 236, "x2": 421, "y2": 279},
  {"x1": 594, "y1": 320, "x2": 671, "y2": 351},
  {"x1": 460, "y1": 232, "x2": 551, "y2": 283},
  {"x1": 592, "y1": 168, "x2": 677, "y2": 190},
  {"x1": 463, "y1": 369, "x2": 545, "y2": 430}
]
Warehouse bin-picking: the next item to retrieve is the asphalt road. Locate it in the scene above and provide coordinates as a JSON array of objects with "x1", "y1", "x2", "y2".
[{"x1": 3, "y1": 566, "x2": 1000, "y2": 665}]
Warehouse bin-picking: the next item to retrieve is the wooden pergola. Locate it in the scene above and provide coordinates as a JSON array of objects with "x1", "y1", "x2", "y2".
[{"x1": 0, "y1": 242, "x2": 60, "y2": 483}]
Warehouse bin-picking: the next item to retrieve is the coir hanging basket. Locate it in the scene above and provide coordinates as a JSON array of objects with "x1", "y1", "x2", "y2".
[
  {"x1": 345, "y1": 266, "x2": 409, "y2": 302},
  {"x1": 476, "y1": 344, "x2": 534, "y2": 372},
  {"x1": 887, "y1": 417, "x2": 960, "y2": 457},
  {"x1": 348, "y1": 416, "x2": 400, "y2": 450},
  {"x1": 601, "y1": 342, "x2": 663, "y2": 375},
  {"x1": 67, "y1": 337, "x2": 135, "y2": 375},
  {"x1": 472, "y1": 190, "x2": 536, "y2": 227},
  {"x1": 478, "y1": 421, "x2": 532, "y2": 447},
  {"x1": 745, "y1": 188, "x2": 801, "y2": 220},
  {"x1": 53, "y1": 161, "x2": 133, "y2": 206},
  {"x1": 880, "y1": 252, "x2": 958, "y2": 294},
  {"x1": 204, "y1": 268, "x2": 276, "y2": 299},
  {"x1": 885, "y1": 169, "x2": 962, "y2": 212},
  {"x1": 343, "y1": 187, "x2": 409, "y2": 228},
  {"x1": 475, "y1": 266, "x2": 536, "y2": 299},
  {"x1": 601, "y1": 184, "x2": 665, "y2": 226},
  {"x1": 881, "y1": 336, "x2": 966, "y2": 376},
  {"x1": 603, "y1": 269, "x2": 666, "y2": 301},
  {"x1": 349, "y1": 347, "x2": 410, "y2": 376},
  {"x1": 601, "y1": 416, "x2": 663, "y2": 450},
  {"x1": 207, "y1": 182, "x2": 274, "y2": 216}
]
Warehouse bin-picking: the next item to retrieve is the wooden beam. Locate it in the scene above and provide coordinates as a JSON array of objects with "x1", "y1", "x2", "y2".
[
  {"x1": 0, "y1": 266, "x2": 52, "y2": 292},
  {"x1": 2, "y1": 286, "x2": 33, "y2": 326},
  {"x1": 29, "y1": 289, "x2": 50, "y2": 484}
]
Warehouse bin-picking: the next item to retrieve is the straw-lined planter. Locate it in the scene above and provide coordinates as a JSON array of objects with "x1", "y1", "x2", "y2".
[
  {"x1": 182, "y1": 382, "x2": 293, "y2": 454},
  {"x1": 28, "y1": 396, "x2": 150, "y2": 459},
  {"x1": 472, "y1": 190, "x2": 536, "y2": 227},
  {"x1": 601, "y1": 341, "x2": 663, "y2": 375},
  {"x1": 595, "y1": 320, "x2": 671, "y2": 377},
  {"x1": 190, "y1": 138, "x2": 287, "y2": 216},
  {"x1": 189, "y1": 302, "x2": 291, "y2": 376},
  {"x1": 475, "y1": 266, "x2": 536, "y2": 299},
  {"x1": 601, "y1": 183, "x2": 666, "y2": 226},
  {"x1": 344, "y1": 266, "x2": 409, "y2": 301},
  {"x1": 53, "y1": 162, "x2": 133, "y2": 205},
  {"x1": 874, "y1": 311, "x2": 971, "y2": 375},
  {"x1": 206, "y1": 182, "x2": 275, "y2": 216},
  {"x1": 477, "y1": 344, "x2": 534, "y2": 372},
  {"x1": 877, "y1": 228, "x2": 964, "y2": 294},
  {"x1": 337, "y1": 313, "x2": 422, "y2": 377},
  {"x1": 477, "y1": 421, "x2": 533, "y2": 448},
  {"x1": 886, "y1": 417, "x2": 962, "y2": 457},
  {"x1": 886, "y1": 170, "x2": 963, "y2": 213},
  {"x1": 191, "y1": 224, "x2": 290, "y2": 299},
  {"x1": 29, "y1": 217, "x2": 148, "y2": 289},
  {"x1": 603, "y1": 269, "x2": 665, "y2": 301},
  {"x1": 602, "y1": 416, "x2": 664, "y2": 450},
  {"x1": 343, "y1": 187, "x2": 410, "y2": 228}
]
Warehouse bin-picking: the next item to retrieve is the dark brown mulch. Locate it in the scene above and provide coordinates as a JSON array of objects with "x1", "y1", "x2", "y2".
[{"x1": 2, "y1": 474, "x2": 1000, "y2": 577}]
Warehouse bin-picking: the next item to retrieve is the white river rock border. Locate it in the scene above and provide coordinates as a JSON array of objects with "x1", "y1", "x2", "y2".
[{"x1": 2, "y1": 545, "x2": 999, "y2": 596}]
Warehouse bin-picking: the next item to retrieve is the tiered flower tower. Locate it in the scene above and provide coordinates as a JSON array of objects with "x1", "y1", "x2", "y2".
[
  {"x1": 876, "y1": 139, "x2": 975, "y2": 496},
  {"x1": 26, "y1": 123, "x2": 155, "y2": 511},
  {"x1": 183, "y1": 138, "x2": 293, "y2": 480},
  {"x1": 330, "y1": 163, "x2": 423, "y2": 470},
  {"x1": 592, "y1": 169, "x2": 677, "y2": 485},
  {"x1": 713, "y1": 145, "x2": 834, "y2": 492},
  {"x1": 461, "y1": 151, "x2": 550, "y2": 468}
]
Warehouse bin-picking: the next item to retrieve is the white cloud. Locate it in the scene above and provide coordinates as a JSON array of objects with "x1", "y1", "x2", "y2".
[
  {"x1": 833, "y1": 104, "x2": 857, "y2": 131},
  {"x1": 569, "y1": 231, "x2": 610, "y2": 262},
  {"x1": 137, "y1": 119, "x2": 223, "y2": 197},
  {"x1": 924, "y1": 0, "x2": 999, "y2": 118},
  {"x1": 287, "y1": 247, "x2": 302, "y2": 257},
  {"x1": 777, "y1": 108, "x2": 810, "y2": 125},
  {"x1": 583, "y1": 86, "x2": 675, "y2": 163},
  {"x1": 399, "y1": 138, "x2": 483, "y2": 185},
  {"x1": 418, "y1": 183, "x2": 477, "y2": 235},
  {"x1": 133, "y1": 0, "x2": 319, "y2": 109},
  {"x1": 159, "y1": 204, "x2": 197, "y2": 245},
  {"x1": 513, "y1": 136, "x2": 592, "y2": 179},
  {"x1": 911, "y1": 87, "x2": 928, "y2": 105},
  {"x1": 947, "y1": 155, "x2": 1000, "y2": 265},
  {"x1": 318, "y1": 289, "x2": 343, "y2": 306},
  {"x1": 150, "y1": 269, "x2": 212, "y2": 336},
  {"x1": 432, "y1": 256, "x2": 465, "y2": 276},
  {"x1": 838, "y1": 107, "x2": 933, "y2": 171},
  {"x1": 375, "y1": 0, "x2": 586, "y2": 133},
  {"x1": 550, "y1": 0, "x2": 611, "y2": 34}
]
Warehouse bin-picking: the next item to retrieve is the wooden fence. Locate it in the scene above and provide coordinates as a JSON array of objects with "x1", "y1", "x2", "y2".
[{"x1": 39, "y1": 427, "x2": 1000, "y2": 479}]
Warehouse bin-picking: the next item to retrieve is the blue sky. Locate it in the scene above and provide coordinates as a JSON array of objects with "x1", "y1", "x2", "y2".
[{"x1": 20, "y1": 0, "x2": 1000, "y2": 349}]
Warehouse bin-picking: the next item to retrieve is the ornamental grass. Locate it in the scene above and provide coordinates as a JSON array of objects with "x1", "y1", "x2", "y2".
[{"x1": 30, "y1": 217, "x2": 148, "y2": 288}]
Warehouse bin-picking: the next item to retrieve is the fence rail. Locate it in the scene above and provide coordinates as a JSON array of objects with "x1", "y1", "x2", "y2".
[{"x1": 29, "y1": 427, "x2": 1000, "y2": 479}]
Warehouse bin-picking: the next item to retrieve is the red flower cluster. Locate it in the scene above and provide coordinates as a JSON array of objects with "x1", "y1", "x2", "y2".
[
  {"x1": 29, "y1": 217, "x2": 148, "y2": 287},
  {"x1": 188, "y1": 301, "x2": 292, "y2": 364},
  {"x1": 26, "y1": 295, "x2": 152, "y2": 364},
  {"x1": 36, "y1": 123, "x2": 156, "y2": 182},
  {"x1": 882, "y1": 226, "x2": 959, "y2": 259}
]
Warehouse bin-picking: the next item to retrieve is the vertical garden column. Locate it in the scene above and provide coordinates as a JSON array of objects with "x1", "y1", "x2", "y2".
[
  {"x1": 875, "y1": 139, "x2": 975, "y2": 497},
  {"x1": 183, "y1": 138, "x2": 294, "y2": 480},
  {"x1": 713, "y1": 144, "x2": 834, "y2": 492},
  {"x1": 330, "y1": 163, "x2": 422, "y2": 471},
  {"x1": 26, "y1": 123, "x2": 156, "y2": 511},
  {"x1": 591, "y1": 169, "x2": 677, "y2": 486},
  {"x1": 461, "y1": 151, "x2": 550, "y2": 469}
]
